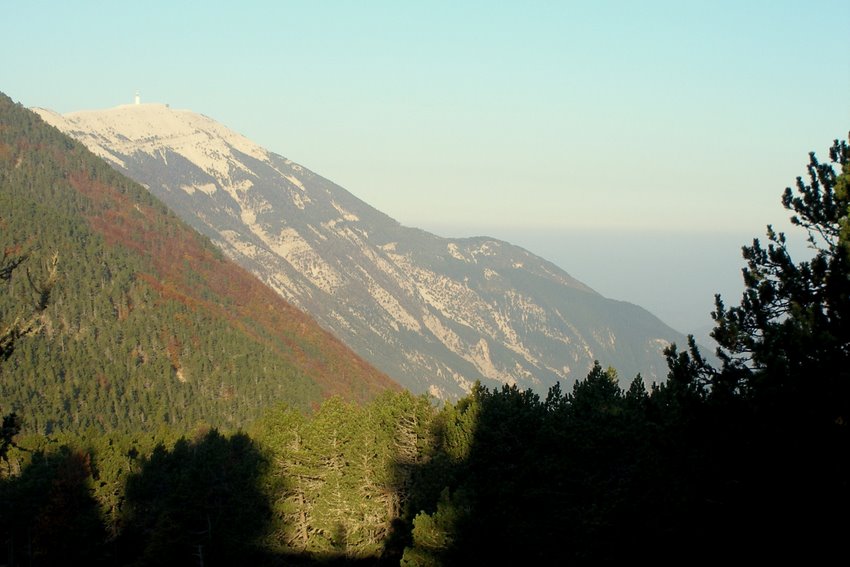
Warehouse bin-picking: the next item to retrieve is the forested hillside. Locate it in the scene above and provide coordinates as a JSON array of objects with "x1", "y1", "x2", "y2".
[
  {"x1": 2, "y1": 86, "x2": 847, "y2": 565},
  {"x1": 0, "y1": 92, "x2": 397, "y2": 434},
  {"x1": 35, "y1": 102, "x2": 691, "y2": 398}
]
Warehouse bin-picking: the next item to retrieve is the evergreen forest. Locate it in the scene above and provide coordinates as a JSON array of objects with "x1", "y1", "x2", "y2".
[
  {"x1": 0, "y1": 92, "x2": 396, "y2": 435},
  {"x1": 2, "y1": 90, "x2": 849, "y2": 565}
]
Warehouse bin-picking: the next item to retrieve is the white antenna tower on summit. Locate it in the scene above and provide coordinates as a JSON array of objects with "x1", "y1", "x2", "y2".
[{"x1": 134, "y1": 91, "x2": 140, "y2": 105}]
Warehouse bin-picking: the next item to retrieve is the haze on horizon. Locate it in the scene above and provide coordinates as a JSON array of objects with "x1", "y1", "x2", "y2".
[{"x1": 4, "y1": 0, "x2": 848, "y2": 336}]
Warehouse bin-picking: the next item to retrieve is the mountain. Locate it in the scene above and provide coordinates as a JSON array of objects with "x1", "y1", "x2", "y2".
[
  {"x1": 34, "y1": 102, "x2": 690, "y2": 398},
  {"x1": 0, "y1": 92, "x2": 397, "y2": 434}
]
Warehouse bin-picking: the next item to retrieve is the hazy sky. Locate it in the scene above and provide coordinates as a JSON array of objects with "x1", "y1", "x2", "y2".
[{"x1": 4, "y1": 0, "x2": 849, "y2": 334}]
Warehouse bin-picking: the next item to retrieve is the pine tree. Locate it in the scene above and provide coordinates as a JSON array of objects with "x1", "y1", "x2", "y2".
[
  {"x1": 710, "y1": 136, "x2": 850, "y2": 419},
  {"x1": 659, "y1": 134, "x2": 850, "y2": 561}
]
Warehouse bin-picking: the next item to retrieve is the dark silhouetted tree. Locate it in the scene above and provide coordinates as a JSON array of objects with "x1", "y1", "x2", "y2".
[
  {"x1": 119, "y1": 429, "x2": 272, "y2": 566},
  {"x1": 0, "y1": 446, "x2": 106, "y2": 566},
  {"x1": 660, "y1": 134, "x2": 850, "y2": 561}
]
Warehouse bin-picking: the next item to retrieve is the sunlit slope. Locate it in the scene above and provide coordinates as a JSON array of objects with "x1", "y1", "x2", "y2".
[
  {"x1": 0, "y1": 93, "x2": 398, "y2": 433},
  {"x1": 35, "y1": 102, "x2": 690, "y2": 397}
]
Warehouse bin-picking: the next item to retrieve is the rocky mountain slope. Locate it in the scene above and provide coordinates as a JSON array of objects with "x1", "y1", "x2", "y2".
[
  {"x1": 35, "y1": 102, "x2": 689, "y2": 398},
  {"x1": 0, "y1": 92, "x2": 397, "y2": 433}
]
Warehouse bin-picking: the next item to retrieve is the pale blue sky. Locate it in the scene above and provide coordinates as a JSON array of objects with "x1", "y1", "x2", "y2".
[{"x1": 4, "y1": 0, "x2": 849, "y2": 334}]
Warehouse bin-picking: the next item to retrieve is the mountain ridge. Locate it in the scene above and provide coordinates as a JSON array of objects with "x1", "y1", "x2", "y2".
[
  {"x1": 35, "y1": 101, "x2": 691, "y2": 398},
  {"x1": 1, "y1": 92, "x2": 398, "y2": 433}
]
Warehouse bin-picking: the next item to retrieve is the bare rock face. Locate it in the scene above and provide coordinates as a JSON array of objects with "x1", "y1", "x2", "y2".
[{"x1": 35, "y1": 103, "x2": 687, "y2": 398}]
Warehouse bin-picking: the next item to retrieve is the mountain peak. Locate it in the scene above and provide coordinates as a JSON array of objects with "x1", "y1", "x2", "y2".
[
  {"x1": 34, "y1": 104, "x2": 269, "y2": 181},
  {"x1": 1, "y1": 91, "x2": 398, "y2": 432},
  {"x1": 37, "y1": 102, "x2": 690, "y2": 398}
]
